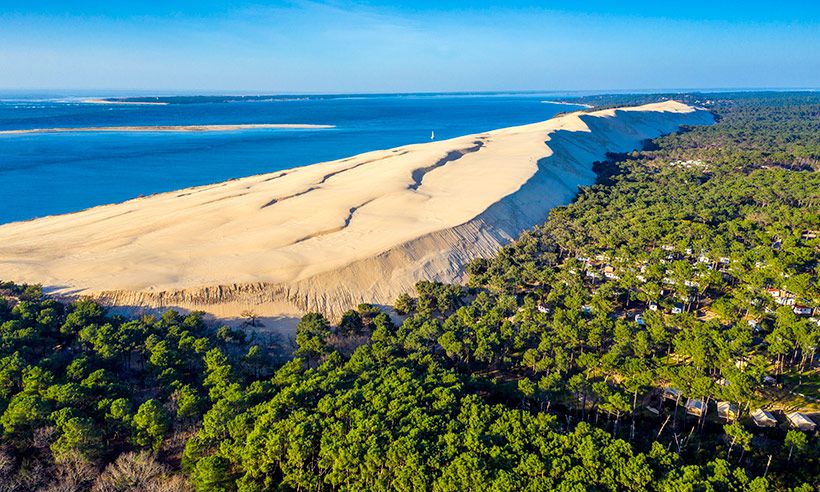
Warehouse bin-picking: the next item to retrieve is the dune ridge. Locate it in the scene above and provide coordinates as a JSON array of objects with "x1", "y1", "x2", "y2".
[{"x1": 0, "y1": 101, "x2": 713, "y2": 322}]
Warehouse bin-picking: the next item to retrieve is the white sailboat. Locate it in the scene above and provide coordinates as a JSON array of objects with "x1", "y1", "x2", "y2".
[{"x1": 430, "y1": 130, "x2": 435, "y2": 140}]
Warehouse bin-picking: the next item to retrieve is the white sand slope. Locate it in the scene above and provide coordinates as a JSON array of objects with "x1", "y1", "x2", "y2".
[{"x1": 0, "y1": 101, "x2": 713, "y2": 321}]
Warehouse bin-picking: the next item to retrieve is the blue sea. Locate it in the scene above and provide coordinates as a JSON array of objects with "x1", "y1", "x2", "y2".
[{"x1": 0, "y1": 93, "x2": 585, "y2": 224}]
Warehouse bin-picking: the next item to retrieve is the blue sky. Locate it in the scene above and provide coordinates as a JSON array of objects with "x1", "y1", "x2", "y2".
[{"x1": 1, "y1": 1, "x2": 819, "y2": 93}]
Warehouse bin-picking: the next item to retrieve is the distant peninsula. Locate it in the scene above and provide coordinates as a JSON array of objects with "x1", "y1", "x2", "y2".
[{"x1": 0, "y1": 123, "x2": 335, "y2": 135}]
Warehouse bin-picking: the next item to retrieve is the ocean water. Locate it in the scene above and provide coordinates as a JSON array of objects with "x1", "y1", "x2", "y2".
[{"x1": 0, "y1": 93, "x2": 584, "y2": 224}]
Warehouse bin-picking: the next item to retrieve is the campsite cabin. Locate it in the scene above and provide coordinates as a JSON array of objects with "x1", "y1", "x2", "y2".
[
  {"x1": 786, "y1": 412, "x2": 816, "y2": 431},
  {"x1": 663, "y1": 388, "x2": 681, "y2": 401},
  {"x1": 685, "y1": 398, "x2": 707, "y2": 417},
  {"x1": 717, "y1": 401, "x2": 738, "y2": 421},
  {"x1": 794, "y1": 305, "x2": 812, "y2": 316},
  {"x1": 751, "y1": 409, "x2": 778, "y2": 428},
  {"x1": 776, "y1": 296, "x2": 796, "y2": 306}
]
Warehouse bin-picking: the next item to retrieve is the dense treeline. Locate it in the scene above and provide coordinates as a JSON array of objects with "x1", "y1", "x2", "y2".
[
  {"x1": 0, "y1": 282, "x2": 276, "y2": 490},
  {"x1": 184, "y1": 312, "x2": 773, "y2": 491},
  {"x1": 1, "y1": 93, "x2": 818, "y2": 490}
]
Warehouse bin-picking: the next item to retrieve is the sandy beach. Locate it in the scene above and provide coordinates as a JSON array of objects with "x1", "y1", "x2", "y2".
[
  {"x1": 0, "y1": 101, "x2": 712, "y2": 323},
  {"x1": 541, "y1": 100, "x2": 594, "y2": 108},
  {"x1": 0, "y1": 123, "x2": 335, "y2": 135},
  {"x1": 81, "y1": 98, "x2": 170, "y2": 105}
]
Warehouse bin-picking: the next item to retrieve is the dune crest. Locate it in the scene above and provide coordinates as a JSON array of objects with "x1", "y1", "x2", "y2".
[{"x1": 0, "y1": 101, "x2": 713, "y2": 321}]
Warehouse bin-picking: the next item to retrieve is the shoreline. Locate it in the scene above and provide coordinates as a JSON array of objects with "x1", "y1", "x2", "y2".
[
  {"x1": 0, "y1": 123, "x2": 336, "y2": 135},
  {"x1": 540, "y1": 100, "x2": 594, "y2": 108}
]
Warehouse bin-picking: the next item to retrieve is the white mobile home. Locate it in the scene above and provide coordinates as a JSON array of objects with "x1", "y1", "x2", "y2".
[
  {"x1": 685, "y1": 398, "x2": 707, "y2": 417},
  {"x1": 786, "y1": 412, "x2": 816, "y2": 431},
  {"x1": 663, "y1": 388, "x2": 681, "y2": 401},
  {"x1": 717, "y1": 401, "x2": 738, "y2": 421},
  {"x1": 750, "y1": 409, "x2": 778, "y2": 428}
]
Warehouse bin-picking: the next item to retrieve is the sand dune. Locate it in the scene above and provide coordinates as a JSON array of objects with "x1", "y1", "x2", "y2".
[
  {"x1": 0, "y1": 124, "x2": 334, "y2": 135},
  {"x1": 0, "y1": 101, "x2": 713, "y2": 322}
]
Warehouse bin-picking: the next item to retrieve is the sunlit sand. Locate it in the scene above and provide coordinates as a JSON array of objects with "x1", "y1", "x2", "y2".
[{"x1": 0, "y1": 101, "x2": 712, "y2": 320}]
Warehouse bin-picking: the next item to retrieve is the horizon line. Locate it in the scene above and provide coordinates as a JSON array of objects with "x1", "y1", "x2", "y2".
[{"x1": 0, "y1": 87, "x2": 818, "y2": 98}]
